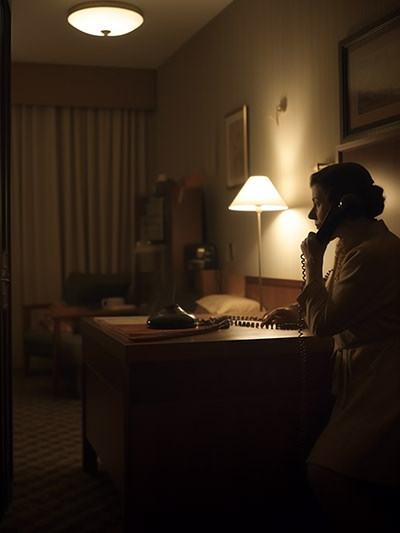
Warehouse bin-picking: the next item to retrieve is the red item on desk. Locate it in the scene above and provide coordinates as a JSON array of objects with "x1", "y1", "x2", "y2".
[{"x1": 102, "y1": 320, "x2": 228, "y2": 342}]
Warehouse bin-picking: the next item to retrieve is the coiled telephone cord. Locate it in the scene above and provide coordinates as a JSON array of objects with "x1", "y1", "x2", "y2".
[
  {"x1": 196, "y1": 315, "x2": 300, "y2": 330},
  {"x1": 298, "y1": 253, "x2": 308, "y2": 458}
]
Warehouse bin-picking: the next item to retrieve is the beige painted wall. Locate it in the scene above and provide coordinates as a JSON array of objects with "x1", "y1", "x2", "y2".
[{"x1": 154, "y1": 0, "x2": 400, "y2": 281}]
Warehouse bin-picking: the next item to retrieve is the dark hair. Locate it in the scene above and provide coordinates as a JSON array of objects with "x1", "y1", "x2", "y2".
[{"x1": 310, "y1": 162, "x2": 385, "y2": 218}]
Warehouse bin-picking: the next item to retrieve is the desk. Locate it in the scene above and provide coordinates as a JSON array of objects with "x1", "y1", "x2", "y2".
[{"x1": 81, "y1": 318, "x2": 333, "y2": 531}]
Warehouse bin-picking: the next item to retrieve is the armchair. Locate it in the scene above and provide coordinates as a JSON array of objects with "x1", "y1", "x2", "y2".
[{"x1": 23, "y1": 271, "x2": 133, "y2": 393}]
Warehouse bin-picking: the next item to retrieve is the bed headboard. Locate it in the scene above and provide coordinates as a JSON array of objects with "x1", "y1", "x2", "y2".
[
  {"x1": 245, "y1": 276, "x2": 302, "y2": 311},
  {"x1": 195, "y1": 269, "x2": 302, "y2": 311}
]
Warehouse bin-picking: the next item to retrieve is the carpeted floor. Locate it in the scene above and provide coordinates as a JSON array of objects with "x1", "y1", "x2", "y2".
[
  {"x1": 7, "y1": 369, "x2": 399, "y2": 532},
  {"x1": 0, "y1": 370, "x2": 122, "y2": 532},
  {"x1": 0, "y1": 369, "x2": 323, "y2": 533},
  {"x1": 0, "y1": 370, "x2": 328, "y2": 533}
]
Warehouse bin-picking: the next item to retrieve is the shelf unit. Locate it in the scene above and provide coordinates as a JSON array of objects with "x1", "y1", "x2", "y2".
[{"x1": 134, "y1": 186, "x2": 204, "y2": 306}]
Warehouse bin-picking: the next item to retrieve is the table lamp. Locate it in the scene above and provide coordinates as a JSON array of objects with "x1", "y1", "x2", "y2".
[{"x1": 229, "y1": 175, "x2": 288, "y2": 311}]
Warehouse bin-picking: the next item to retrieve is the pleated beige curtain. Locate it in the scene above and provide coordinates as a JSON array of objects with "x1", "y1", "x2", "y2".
[
  {"x1": 55, "y1": 106, "x2": 146, "y2": 276},
  {"x1": 11, "y1": 104, "x2": 146, "y2": 365}
]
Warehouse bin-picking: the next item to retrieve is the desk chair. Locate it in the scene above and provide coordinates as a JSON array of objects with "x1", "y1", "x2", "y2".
[{"x1": 23, "y1": 272, "x2": 133, "y2": 393}]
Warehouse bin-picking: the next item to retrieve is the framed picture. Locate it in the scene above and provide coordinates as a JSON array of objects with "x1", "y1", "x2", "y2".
[
  {"x1": 340, "y1": 9, "x2": 400, "y2": 141},
  {"x1": 225, "y1": 105, "x2": 249, "y2": 188}
]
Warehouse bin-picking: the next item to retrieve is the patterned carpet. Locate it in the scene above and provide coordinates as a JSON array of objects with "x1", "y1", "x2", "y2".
[
  {"x1": 0, "y1": 371, "x2": 329, "y2": 533},
  {"x1": 6, "y1": 370, "x2": 398, "y2": 532},
  {"x1": 0, "y1": 370, "x2": 322, "y2": 533},
  {"x1": 0, "y1": 370, "x2": 122, "y2": 532}
]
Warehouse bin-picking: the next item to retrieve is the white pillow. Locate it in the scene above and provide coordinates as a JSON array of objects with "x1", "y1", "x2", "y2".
[{"x1": 195, "y1": 294, "x2": 260, "y2": 315}]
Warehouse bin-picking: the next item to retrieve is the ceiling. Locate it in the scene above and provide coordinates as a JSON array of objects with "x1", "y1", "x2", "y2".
[{"x1": 10, "y1": 0, "x2": 234, "y2": 69}]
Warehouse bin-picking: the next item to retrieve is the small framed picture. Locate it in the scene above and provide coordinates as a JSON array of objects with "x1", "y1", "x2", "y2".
[
  {"x1": 340, "y1": 10, "x2": 400, "y2": 141},
  {"x1": 225, "y1": 105, "x2": 249, "y2": 188}
]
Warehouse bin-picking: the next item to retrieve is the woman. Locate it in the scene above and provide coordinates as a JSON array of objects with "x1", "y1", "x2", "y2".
[{"x1": 263, "y1": 162, "x2": 400, "y2": 531}]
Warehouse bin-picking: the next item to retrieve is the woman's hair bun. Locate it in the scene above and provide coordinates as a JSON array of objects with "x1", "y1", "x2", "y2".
[
  {"x1": 364, "y1": 184, "x2": 385, "y2": 217},
  {"x1": 310, "y1": 162, "x2": 385, "y2": 218}
]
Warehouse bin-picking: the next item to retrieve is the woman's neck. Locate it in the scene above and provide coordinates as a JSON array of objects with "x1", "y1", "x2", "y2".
[{"x1": 337, "y1": 217, "x2": 376, "y2": 252}]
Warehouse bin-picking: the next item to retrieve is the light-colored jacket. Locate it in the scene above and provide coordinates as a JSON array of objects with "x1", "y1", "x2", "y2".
[{"x1": 297, "y1": 220, "x2": 400, "y2": 484}]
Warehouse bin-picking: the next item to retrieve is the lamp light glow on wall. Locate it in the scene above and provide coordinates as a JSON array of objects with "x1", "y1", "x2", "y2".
[
  {"x1": 67, "y1": 2, "x2": 144, "y2": 37},
  {"x1": 229, "y1": 175, "x2": 288, "y2": 311}
]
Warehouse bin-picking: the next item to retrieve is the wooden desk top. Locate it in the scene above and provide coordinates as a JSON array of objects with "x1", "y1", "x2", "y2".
[{"x1": 81, "y1": 316, "x2": 334, "y2": 364}]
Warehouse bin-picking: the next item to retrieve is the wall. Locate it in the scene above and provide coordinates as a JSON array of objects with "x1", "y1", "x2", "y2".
[
  {"x1": 154, "y1": 0, "x2": 400, "y2": 281},
  {"x1": 12, "y1": 62, "x2": 156, "y2": 109}
]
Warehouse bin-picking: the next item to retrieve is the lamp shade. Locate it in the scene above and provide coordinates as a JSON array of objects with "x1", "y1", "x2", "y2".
[
  {"x1": 229, "y1": 175, "x2": 288, "y2": 212},
  {"x1": 67, "y1": 2, "x2": 144, "y2": 37}
]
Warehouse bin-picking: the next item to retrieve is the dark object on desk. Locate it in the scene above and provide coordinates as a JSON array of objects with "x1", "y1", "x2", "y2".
[
  {"x1": 107, "y1": 318, "x2": 230, "y2": 342},
  {"x1": 185, "y1": 243, "x2": 217, "y2": 291},
  {"x1": 147, "y1": 303, "x2": 195, "y2": 329}
]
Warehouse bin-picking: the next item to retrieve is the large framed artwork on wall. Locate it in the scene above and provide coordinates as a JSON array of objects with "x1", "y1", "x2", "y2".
[
  {"x1": 225, "y1": 105, "x2": 249, "y2": 188},
  {"x1": 340, "y1": 9, "x2": 400, "y2": 141}
]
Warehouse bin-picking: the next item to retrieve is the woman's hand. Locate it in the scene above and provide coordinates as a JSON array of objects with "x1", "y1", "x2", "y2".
[
  {"x1": 300, "y1": 231, "x2": 326, "y2": 265},
  {"x1": 301, "y1": 232, "x2": 325, "y2": 284},
  {"x1": 261, "y1": 304, "x2": 299, "y2": 327}
]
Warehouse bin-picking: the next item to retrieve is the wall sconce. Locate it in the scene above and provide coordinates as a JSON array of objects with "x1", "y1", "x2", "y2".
[{"x1": 276, "y1": 96, "x2": 287, "y2": 125}]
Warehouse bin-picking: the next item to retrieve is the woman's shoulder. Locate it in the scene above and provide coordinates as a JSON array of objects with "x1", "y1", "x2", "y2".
[
  {"x1": 346, "y1": 220, "x2": 400, "y2": 268},
  {"x1": 362, "y1": 220, "x2": 399, "y2": 250}
]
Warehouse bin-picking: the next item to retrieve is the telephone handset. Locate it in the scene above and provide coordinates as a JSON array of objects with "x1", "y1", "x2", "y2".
[{"x1": 315, "y1": 193, "x2": 361, "y2": 245}]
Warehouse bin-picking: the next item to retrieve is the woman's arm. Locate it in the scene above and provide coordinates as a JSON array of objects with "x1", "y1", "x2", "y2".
[{"x1": 297, "y1": 244, "x2": 397, "y2": 337}]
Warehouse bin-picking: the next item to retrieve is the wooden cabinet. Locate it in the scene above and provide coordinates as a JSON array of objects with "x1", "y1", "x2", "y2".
[
  {"x1": 169, "y1": 188, "x2": 203, "y2": 272},
  {"x1": 134, "y1": 186, "x2": 204, "y2": 307}
]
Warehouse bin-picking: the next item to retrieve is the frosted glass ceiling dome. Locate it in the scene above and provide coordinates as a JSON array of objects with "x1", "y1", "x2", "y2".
[{"x1": 67, "y1": 2, "x2": 144, "y2": 37}]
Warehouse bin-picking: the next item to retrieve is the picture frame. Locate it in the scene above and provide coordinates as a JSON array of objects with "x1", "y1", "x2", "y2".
[
  {"x1": 225, "y1": 105, "x2": 249, "y2": 188},
  {"x1": 340, "y1": 10, "x2": 400, "y2": 141}
]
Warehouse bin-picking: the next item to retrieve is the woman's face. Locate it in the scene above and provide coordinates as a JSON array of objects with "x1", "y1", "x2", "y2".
[{"x1": 308, "y1": 184, "x2": 332, "y2": 229}]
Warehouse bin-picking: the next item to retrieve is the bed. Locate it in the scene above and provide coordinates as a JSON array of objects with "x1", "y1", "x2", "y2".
[{"x1": 192, "y1": 269, "x2": 302, "y2": 316}]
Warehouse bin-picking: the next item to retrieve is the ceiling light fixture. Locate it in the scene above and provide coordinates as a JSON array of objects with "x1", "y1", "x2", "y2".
[{"x1": 67, "y1": 2, "x2": 144, "y2": 37}]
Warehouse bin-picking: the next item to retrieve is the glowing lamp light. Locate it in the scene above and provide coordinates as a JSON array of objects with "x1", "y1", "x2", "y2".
[
  {"x1": 229, "y1": 176, "x2": 287, "y2": 311},
  {"x1": 67, "y1": 2, "x2": 144, "y2": 37}
]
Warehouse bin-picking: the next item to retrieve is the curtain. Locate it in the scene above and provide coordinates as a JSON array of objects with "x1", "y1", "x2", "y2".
[{"x1": 11, "y1": 105, "x2": 147, "y2": 364}]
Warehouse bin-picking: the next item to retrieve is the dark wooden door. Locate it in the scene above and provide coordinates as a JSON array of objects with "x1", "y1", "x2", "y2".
[{"x1": 0, "y1": 0, "x2": 12, "y2": 520}]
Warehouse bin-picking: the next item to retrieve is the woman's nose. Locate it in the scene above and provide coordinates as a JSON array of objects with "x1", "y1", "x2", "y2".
[{"x1": 308, "y1": 207, "x2": 316, "y2": 220}]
